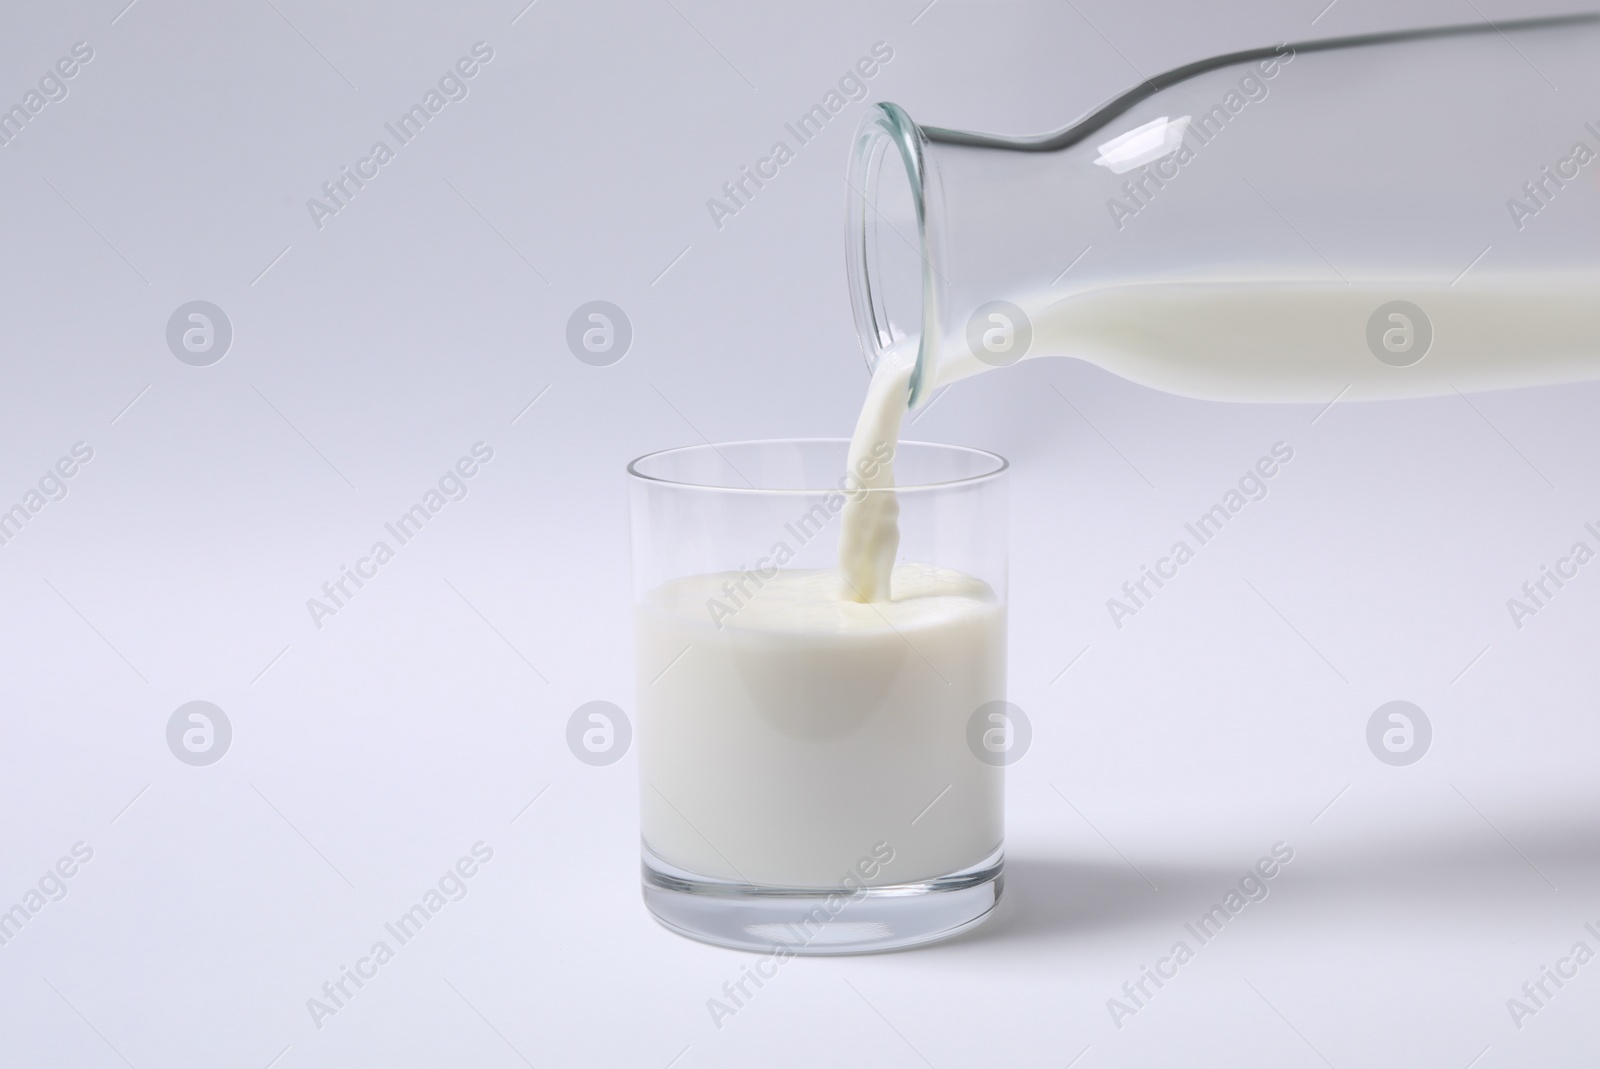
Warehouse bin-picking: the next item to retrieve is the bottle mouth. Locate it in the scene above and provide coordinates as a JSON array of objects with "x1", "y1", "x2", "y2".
[{"x1": 845, "y1": 102, "x2": 943, "y2": 409}]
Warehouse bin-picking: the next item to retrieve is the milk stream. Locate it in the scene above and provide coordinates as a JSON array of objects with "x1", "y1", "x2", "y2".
[{"x1": 838, "y1": 348, "x2": 914, "y2": 602}]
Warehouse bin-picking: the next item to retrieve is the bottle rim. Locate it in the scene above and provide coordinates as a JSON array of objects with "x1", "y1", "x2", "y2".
[{"x1": 845, "y1": 102, "x2": 944, "y2": 409}]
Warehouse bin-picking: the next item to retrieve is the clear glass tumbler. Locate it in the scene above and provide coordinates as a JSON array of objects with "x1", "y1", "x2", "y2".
[{"x1": 629, "y1": 438, "x2": 1008, "y2": 954}]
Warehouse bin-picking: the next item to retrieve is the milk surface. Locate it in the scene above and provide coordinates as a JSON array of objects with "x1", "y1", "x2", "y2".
[{"x1": 636, "y1": 563, "x2": 1004, "y2": 888}]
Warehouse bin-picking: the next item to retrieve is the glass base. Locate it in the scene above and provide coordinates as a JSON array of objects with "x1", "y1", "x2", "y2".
[{"x1": 641, "y1": 846, "x2": 1003, "y2": 955}]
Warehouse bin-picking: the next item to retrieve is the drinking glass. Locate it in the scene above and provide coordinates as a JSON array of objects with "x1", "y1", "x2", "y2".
[{"x1": 629, "y1": 438, "x2": 1008, "y2": 953}]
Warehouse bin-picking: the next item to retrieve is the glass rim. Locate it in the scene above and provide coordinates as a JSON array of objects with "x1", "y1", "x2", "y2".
[{"x1": 626, "y1": 437, "x2": 1008, "y2": 495}]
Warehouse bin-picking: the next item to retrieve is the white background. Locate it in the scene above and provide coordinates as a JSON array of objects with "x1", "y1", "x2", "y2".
[{"x1": 2, "y1": 0, "x2": 1598, "y2": 1066}]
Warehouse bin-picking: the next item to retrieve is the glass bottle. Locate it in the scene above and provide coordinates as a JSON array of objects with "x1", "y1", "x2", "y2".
[{"x1": 846, "y1": 14, "x2": 1600, "y2": 408}]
